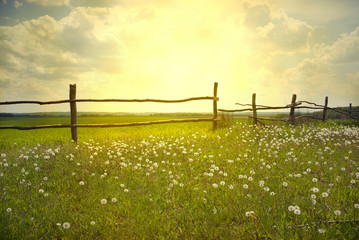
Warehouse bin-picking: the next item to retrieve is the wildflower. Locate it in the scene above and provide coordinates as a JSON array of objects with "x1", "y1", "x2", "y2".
[
  {"x1": 101, "y1": 199, "x2": 107, "y2": 204},
  {"x1": 90, "y1": 221, "x2": 95, "y2": 225},
  {"x1": 288, "y1": 206, "x2": 295, "y2": 211},
  {"x1": 212, "y1": 183, "x2": 218, "y2": 188},
  {"x1": 321, "y1": 192, "x2": 329, "y2": 198},
  {"x1": 312, "y1": 178, "x2": 318, "y2": 183},
  {"x1": 311, "y1": 187, "x2": 319, "y2": 193},
  {"x1": 6, "y1": 208, "x2": 11, "y2": 213},
  {"x1": 294, "y1": 209, "x2": 301, "y2": 215},
  {"x1": 111, "y1": 198, "x2": 117, "y2": 203},
  {"x1": 334, "y1": 210, "x2": 341, "y2": 216},
  {"x1": 245, "y1": 211, "x2": 254, "y2": 217},
  {"x1": 62, "y1": 222, "x2": 70, "y2": 229},
  {"x1": 212, "y1": 208, "x2": 217, "y2": 214},
  {"x1": 270, "y1": 192, "x2": 275, "y2": 196},
  {"x1": 39, "y1": 189, "x2": 44, "y2": 194},
  {"x1": 243, "y1": 184, "x2": 249, "y2": 189},
  {"x1": 79, "y1": 181, "x2": 85, "y2": 186},
  {"x1": 318, "y1": 228, "x2": 326, "y2": 234},
  {"x1": 350, "y1": 180, "x2": 356, "y2": 184},
  {"x1": 124, "y1": 189, "x2": 129, "y2": 192},
  {"x1": 282, "y1": 182, "x2": 288, "y2": 187},
  {"x1": 259, "y1": 181, "x2": 265, "y2": 187},
  {"x1": 355, "y1": 203, "x2": 359, "y2": 209},
  {"x1": 220, "y1": 181, "x2": 225, "y2": 186}
]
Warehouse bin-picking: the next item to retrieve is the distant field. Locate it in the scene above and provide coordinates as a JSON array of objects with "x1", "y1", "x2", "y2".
[
  {"x1": 0, "y1": 117, "x2": 358, "y2": 239},
  {"x1": 0, "y1": 116, "x2": 213, "y2": 145}
]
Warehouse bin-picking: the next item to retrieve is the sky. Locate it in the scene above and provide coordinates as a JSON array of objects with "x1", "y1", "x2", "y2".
[{"x1": 0, "y1": 0, "x2": 358, "y2": 113}]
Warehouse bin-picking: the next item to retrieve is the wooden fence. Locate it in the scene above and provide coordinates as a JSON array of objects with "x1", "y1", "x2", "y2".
[
  {"x1": 218, "y1": 93, "x2": 358, "y2": 126},
  {"x1": 0, "y1": 83, "x2": 220, "y2": 142}
]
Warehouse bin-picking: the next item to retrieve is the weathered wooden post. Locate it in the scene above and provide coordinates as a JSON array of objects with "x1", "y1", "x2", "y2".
[
  {"x1": 252, "y1": 93, "x2": 257, "y2": 126},
  {"x1": 349, "y1": 103, "x2": 352, "y2": 118},
  {"x1": 213, "y1": 82, "x2": 218, "y2": 131},
  {"x1": 69, "y1": 84, "x2": 78, "y2": 142},
  {"x1": 322, "y1": 96, "x2": 328, "y2": 122},
  {"x1": 289, "y1": 94, "x2": 297, "y2": 125}
]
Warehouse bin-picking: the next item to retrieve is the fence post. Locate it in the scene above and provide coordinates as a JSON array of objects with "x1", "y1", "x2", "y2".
[
  {"x1": 213, "y1": 82, "x2": 218, "y2": 131},
  {"x1": 349, "y1": 103, "x2": 352, "y2": 118},
  {"x1": 252, "y1": 93, "x2": 257, "y2": 126},
  {"x1": 69, "y1": 84, "x2": 78, "y2": 142},
  {"x1": 289, "y1": 94, "x2": 297, "y2": 125},
  {"x1": 322, "y1": 96, "x2": 328, "y2": 122}
]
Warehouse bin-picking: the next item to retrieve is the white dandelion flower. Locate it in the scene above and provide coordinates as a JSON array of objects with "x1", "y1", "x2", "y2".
[
  {"x1": 62, "y1": 222, "x2": 70, "y2": 229},
  {"x1": 334, "y1": 210, "x2": 341, "y2": 216},
  {"x1": 101, "y1": 199, "x2": 107, "y2": 204},
  {"x1": 245, "y1": 211, "x2": 254, "y2": 217}
]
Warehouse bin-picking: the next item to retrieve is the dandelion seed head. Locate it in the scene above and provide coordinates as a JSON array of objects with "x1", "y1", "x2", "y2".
[
  {"x1": 62, "y1": 222, "x2": 70, "y2": 229},
  {"x1": 334, "y1": 210, "x2": 341, "y2": 216}
]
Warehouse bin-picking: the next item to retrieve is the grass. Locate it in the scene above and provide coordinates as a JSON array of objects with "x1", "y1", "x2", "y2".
[{"x1": 0, "y1": 117, "x2": 359, "y2": 239}]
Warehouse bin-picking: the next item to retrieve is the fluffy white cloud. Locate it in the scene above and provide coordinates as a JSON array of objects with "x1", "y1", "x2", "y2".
[
  {"x1": 244, "y1": 1, "x2": 314, "y2": 53},
  {"x1": 15, "y1": 0, "x2": 22, "y2": 8},
  {"x1": 25, "y1": 0, "x2": 70, "y2": 6},
  {"x1": 282, "y1": 26, "x2": 359, "y2": 104},
  {"x1": 319, "y1": 26, "x2": 359, "y2": 64}
]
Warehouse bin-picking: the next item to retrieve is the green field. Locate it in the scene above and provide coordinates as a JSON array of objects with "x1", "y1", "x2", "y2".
[{"x1": 0, "y1": 117, "x2": 358, "y2": 239}]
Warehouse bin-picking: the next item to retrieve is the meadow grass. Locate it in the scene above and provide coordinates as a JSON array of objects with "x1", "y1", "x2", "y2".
[{"x1": 0, "y1": 117, "x2": 358, "y2": 239}]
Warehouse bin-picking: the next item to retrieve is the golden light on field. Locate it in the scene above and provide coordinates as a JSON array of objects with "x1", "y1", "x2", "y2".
[{"x1": 0, "y1": 0, "x2": 358, "y2": 113}]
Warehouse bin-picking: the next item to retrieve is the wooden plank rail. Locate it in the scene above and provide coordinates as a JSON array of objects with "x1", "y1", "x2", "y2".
[
  {"x1": 219, "y1": 93, "x2": 358, "y2": 125},
  {"x1": 0, "y1": 82, "x2": 220, "y2": 142},
  {"x1": 0, "y1": 97, "x2": 217, "y2": 105}
]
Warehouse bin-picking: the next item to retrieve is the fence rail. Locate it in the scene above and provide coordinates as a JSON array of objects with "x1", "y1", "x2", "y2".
[
  {"x1": 0, "y1": 83, "x2": 220, "y2": 142},
  {"x1": 219, "y1": 93, "x2": 357, "y2": 126}
]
